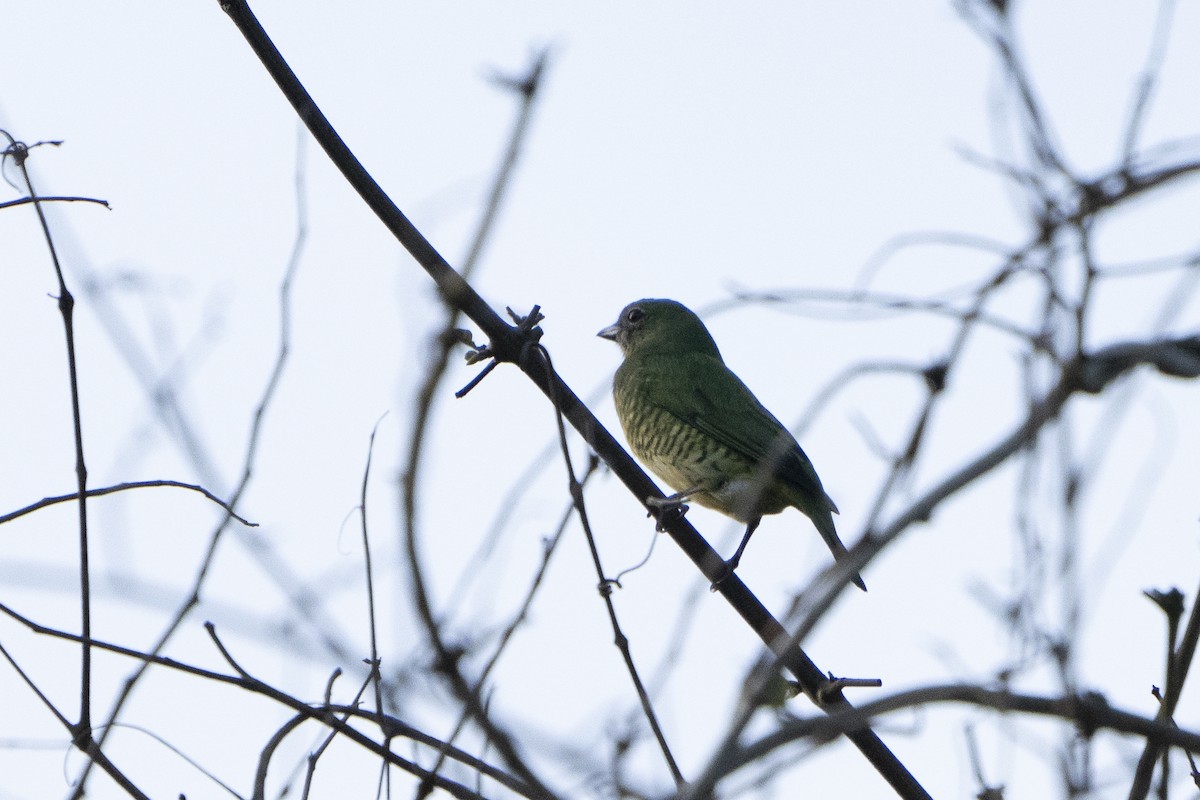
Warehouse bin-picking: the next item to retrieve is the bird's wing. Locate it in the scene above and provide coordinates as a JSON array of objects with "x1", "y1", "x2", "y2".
[{"x1": 642, "y1": 353, "x2": 837, "y2": 512}]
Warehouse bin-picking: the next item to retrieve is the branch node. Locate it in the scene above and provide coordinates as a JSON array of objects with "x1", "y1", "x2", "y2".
[
  {"x1": 431, "y1": 644, "x2": 467, "y2": 677},
  {"x1": 817, "y1": 672, "x2": 884, "y2": 703},
  {"x1": 454, "y1": 360, "x2": 498, "y2": 398},
  {"x1": 453, "y1": 306, "x2": 545, "y2": 397},
  {"x1": 1071, "y1": 691, "x2": 1110, "y2": 740},
  {"x1": 1144, "y1": 587, "x2": 1185, "y2": 621},
  {"x1": 922, "y1": 361, "x2": 949, "y2": 394}
]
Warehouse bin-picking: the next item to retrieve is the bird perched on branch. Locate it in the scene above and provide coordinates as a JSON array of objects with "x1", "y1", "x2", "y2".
[{"x1": 598, "y1": 298, "x2": 865, "y2": 591}]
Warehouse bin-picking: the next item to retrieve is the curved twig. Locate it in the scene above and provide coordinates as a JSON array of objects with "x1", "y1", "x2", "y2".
[{"x1": 0, "y1": 480, "x2": 257, "y2": 527}]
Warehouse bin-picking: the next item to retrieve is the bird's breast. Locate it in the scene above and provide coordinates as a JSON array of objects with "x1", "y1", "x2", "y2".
[{"x1": 613, "y1": 387, "x2": 784, "y2": 522}]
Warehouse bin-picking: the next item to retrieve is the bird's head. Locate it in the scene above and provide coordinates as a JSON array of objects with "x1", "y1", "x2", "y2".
[{"x1": 598, "y1": 299, "x2": 722, "y2": 360}]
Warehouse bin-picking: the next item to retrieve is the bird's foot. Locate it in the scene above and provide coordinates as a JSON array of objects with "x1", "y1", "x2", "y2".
[
  {"x1": 709, "y1": 558, "x2": 739, "y2": 592},
  {"x1": 645, "y1": 494, "x2": 689, "y2": 532}
]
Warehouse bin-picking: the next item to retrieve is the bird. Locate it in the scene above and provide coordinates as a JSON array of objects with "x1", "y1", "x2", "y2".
[{"x1": 598, "y1": 298, "x2": 865, "y2": 591}]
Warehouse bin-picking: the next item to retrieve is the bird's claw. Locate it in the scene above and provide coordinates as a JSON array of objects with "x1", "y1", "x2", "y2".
[
  {"x1": 645, "y1": 495, "x2": 689, "y2": 532},
  {"x1": 708, "y1": 558, "x2": 738, "y2": 592}
]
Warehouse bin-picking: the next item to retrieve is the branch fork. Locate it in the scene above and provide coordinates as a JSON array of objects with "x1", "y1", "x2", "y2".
[{"x1": 455, "y1": 305, "x2": 545, "y2": 397}]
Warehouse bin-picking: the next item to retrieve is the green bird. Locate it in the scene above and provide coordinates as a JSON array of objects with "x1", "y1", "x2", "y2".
[{"x1": 598, "y1": 299, "x2": 865, "y2": 591}]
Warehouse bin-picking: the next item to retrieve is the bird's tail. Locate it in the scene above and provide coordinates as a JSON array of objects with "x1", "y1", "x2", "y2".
[{"x1": 813, "y1": 510, "x2": 866, "y2": 592}]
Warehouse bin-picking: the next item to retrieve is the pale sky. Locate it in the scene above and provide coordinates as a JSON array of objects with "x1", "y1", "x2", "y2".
[{"x1": 2, "y1": 2, "x2": 1199, "y2": 798}]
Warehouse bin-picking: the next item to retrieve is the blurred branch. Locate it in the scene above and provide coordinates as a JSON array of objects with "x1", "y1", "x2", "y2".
[
  {"x1": 765, "y1": 5, "x2": 1200, "y2": 792},
  {"x1": 204, "y1": 621, "x2": 554, "y2": 800},
  {"x1": 59, "y1": 123, "x2": 357, "y2": 679},
  {"x1": 956, "y1": 1, "x2": 1069, "y2": 178},
  {"x1": 964, "y1": 724, "x2": 1005, "y2": 800},
  {"x1": 1076, "y1": 336, "x2": 1200, "y2": 392},
  {"x1": 727, "y1": 285, "x2": 1040, "y2": 344},
  {"x1": 836, "y1": 334, "x2": 1200, "y2": 615},
  {"x1": 0, "y1": 598, "x2": 551, "y2": 800},
  {"x1": 426, "y1": 457, "x2": 600, "y2": 789},
  {"x1": 1120, "y1": 0, "x2": 1178, "y2": 165},
  {"x1": 72, "y1": 123, "x2": 317, "y2": 797},
  {"x1": 439, "y1": 377, "x2": 612, "y2": 616},
  {"x1": 764, "y1": 12, "x2": 1200, "y2": 630},
  {"x1": 397, "y1": 44, "x2": 554, "y2": 796},
  {"x1": 732, "y1": 683, "x2": 1200, "y2": 776}
]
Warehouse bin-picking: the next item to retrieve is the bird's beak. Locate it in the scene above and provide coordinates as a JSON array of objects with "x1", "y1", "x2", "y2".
[{"x1": 597, "y1": 323, "x2": 620, "y2": 342}]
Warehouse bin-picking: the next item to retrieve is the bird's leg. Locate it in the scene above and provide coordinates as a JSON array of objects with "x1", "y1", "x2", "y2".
[
  {"x1": 711, "y1": 517, "x2": 761, "y2": 590},
  {"x1": 727, "y1": 518, "x2": 761, "y2": 570},
  {"x1": 645, "y1": 487, "x2": 700, "y2": 532}
]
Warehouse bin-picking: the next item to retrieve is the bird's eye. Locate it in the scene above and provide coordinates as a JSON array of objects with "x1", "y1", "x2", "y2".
[{"x1": 625, "y1": 307, "x2": 645, "y2": 325}]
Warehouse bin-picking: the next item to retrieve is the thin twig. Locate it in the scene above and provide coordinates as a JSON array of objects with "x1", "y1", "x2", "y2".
[
  {"x1": 297, "y1": 669, "x2": 375, "y2": 800},
  {"x1": 534, "y1": 344, "x2": 684, "y2": 787},
  {"x1": 359, "y1": 415, "x2": 387, "y2": 729},
  {"x1": 0, "y1": 480, "x2": 257, "y2": 527},
  {"x1": 0, "y1": 639, "x2": 149, "y2": 800},
  {"x1": 425, "y1": 458, "x2": 601, "y2": 789},
  {"x1": 108, "y1": 722, "x2": 246, "y2": 800},
  {"x1": 2, "y1": 129, "x2": 96, "y2": 756},
  {"x1": 200, "y1": 623, "x2": 549, "y2": 800},
  {"x1": 0, "y1": 194, "x2": 110, "y2": 210},
  {"x1": 1128, "y1": 581, "x2": 1200, "y2": 799},
  {"x1": 1120, "y1": 0, "x2": 1178, "y2": 165}
]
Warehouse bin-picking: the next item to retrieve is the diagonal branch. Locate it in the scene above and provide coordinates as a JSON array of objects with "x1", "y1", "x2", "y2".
[
  {"x1": 216, "y1": 3, "x2": 932, "y2": 797},
  {"x1": 397, "y1": 46, "x2": 553, "y2": 794}
]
